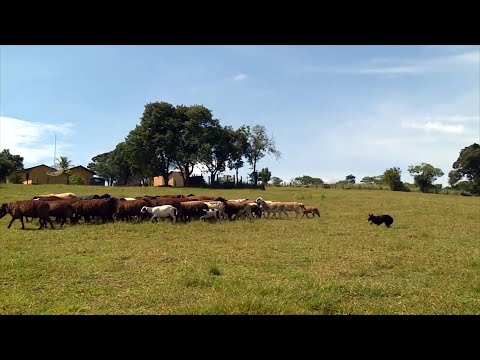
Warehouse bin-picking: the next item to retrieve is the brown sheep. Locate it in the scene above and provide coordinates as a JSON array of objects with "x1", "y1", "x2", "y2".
[
  {"x1": 0, "y1": 200, "x2": 54, "y2": 229},
  {"x1": 180, "y1": 201, "x2": 209, "y2": 222},
  {"x1": 302, "y1": 206, "x2": 320, "y2": 218},
  {"x1": 71, "y1": 198, "x2": 118, "y2": 223},
  {"x1": 115, "y1": 199, "x2": 149, "y2": 222},
  {"x1": 45, "y1": 200, "x2": 75, "y2": 226},
  {"x1": 216, "y1": 198, "x2": 253, "y2": 220}
]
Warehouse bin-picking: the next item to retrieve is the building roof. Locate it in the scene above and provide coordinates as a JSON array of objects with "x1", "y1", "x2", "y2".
[
  {"x1": 69, "y1": 165, "x2": 96, "y2": 174},
  {"x1": 12, "y1": 164, "x2": 56, "y2": 173},
  {"x1": 9, "y1": 164, "x2": 95, "y2": 175}
]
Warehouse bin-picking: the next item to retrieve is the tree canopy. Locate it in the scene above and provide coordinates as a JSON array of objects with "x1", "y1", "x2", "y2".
[
  {"x1": 346, "y1": 174, "x2": 356, "y2": 184},
  {"x1": 245, "y1": 125, "x2": 281, "y2": 186},
  {"x1": 382, "y1": 167, "x2": 403, "y2": 191},
  {"x1": 450, "y1": 143, "x2": 480, "y2": 194},
  {"x1": 360, "y1": 176, "x2": 382, "y2": 184},
  {"x1": 57, "y1": 156, "x2": 72, "y2": 171},
  {"x1": 259, "y1": 167, "x2": 272, "y2": 184},
  {"x1": 270, "y1": 176, "x2": 283, "y2": 186},
  {"x1": 0, "y1": 149, "x2": 24, "y2": 182},
  {"x1": 408, "y1": 163, "x2": 444, "y2": 193},
  {"x1": 293, "y1": 175, "x2": 324, "y2": 186}
]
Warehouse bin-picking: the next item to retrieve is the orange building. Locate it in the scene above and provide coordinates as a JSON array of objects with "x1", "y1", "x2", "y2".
[
  {"x1": 153, "y1": 171, "x2": 185, "y2": 187},
  {"x1": 6, "y1": 164, "x2": 95, "y2": 185}
]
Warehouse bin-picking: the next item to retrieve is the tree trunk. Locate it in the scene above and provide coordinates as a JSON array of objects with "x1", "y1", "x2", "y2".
[
  {"x1": 235, "y1": 168, "x2": 239, "y2": 184},
  {"x1": 162, "y1": 173, "x2": 169, "y2": 186},
  {"x1": 179, "y1": 163, "x2": 195, "y2": 187},
  {"x1": 180, "y1": 168, "x2": 188, "y2": 187},
  {"x1": 253, "y1": 160, "x2": 258, "y2": 186}
]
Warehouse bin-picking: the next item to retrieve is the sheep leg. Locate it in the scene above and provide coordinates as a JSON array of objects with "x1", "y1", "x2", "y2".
[
  {"x1": 39, "y1": 219, "x2": 47, "y2": 229},
  {"x1": 48, "y1": 217, "x2": 55, "y2": 229},
  {"x1": 150, "y1": 215, "x2": 156, "y2": 223},
  {"x1": 7, "y1": 217, "x2": 17, "y2": 229}
]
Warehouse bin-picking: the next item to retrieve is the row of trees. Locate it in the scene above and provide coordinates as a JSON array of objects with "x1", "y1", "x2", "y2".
[
  {"x1": 88, "y1": 102, "x2": 281, "y2": 187},
  {"x1": 284, "y1": 143, "x2": 480, "y2": 195},
  {"x1": 357, "y1": 143, "x2": 479, "y2": 194},
  {"x1": 358, "y1": 163, "x2": 444, "y2": 193}
]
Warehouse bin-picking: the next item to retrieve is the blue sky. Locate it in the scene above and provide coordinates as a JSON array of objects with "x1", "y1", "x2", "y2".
[{"x1": 1, "y1": 45, "x2": 479, "y2": 186}]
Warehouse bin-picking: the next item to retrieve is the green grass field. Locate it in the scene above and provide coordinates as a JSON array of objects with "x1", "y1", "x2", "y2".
[{"x1": 1, "y1": 184, "x2": 479, "y2": 314}]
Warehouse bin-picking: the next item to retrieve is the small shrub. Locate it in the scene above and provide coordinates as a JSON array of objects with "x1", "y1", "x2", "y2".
[
  {"x1": 10, "y1": 174, "x2": 23, "y2": 184},
  {"x1": 69, "y1": 175, "x2": 85, "y2": 185}
]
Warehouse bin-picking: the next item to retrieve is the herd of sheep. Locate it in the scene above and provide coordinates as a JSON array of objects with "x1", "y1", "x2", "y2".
[{"x1": 0, "y1": 192, "x2": 321, "y2": 230}]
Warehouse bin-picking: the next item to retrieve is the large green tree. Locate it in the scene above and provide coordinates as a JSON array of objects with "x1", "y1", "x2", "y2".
[
  {"x1": 198, "y1": 124, "x2": 235, "y2": 184},
  {"x1": 125, "y1": 102, "x2": 178, "y2": 185},
  {"x1": 259, "y1": 167, "x2": 272, "y2": 185},
  {"x1": 346, "y1": 174, "x2": 356, "y2": 184},
  {"x1": 174, "y1": 105, "x2": 218, "y2": 186},
  {"x1": 110, "y1": 142, "x2": 133, "y2": 185},
  {"x1": 360, "y1": 176, "x2": 382, "y2": 184},
  {"x1": 245, "y1": 125, "x2": 281, "y2": 186},
  {"x1": 449, "y1": 143, "x2": 480, "y2": 194},
  {"x1": 227, "y1": 126, "x2": 250, "y2": 184},
  {"x1": 408, "y1": 163, "x2": 444, "y2": 193},
  {"x1": 270, "y1": 176, "x2": 283, "y2": 186},
  {"x1": 448, "y1": 170, "x2": 463, "y2": 187},
  {"x1": 0, "y1": 149, "x2": 24, "y2": 182},
  {"x1": 88, "y1": 151, "x2": 116, "y2": 186},
  {"x1": 382, "y1": 167, "x2": 403, "y2": 191},
  {"x1": 293, "y1": 175, "x2": 324, "y2": 186}
]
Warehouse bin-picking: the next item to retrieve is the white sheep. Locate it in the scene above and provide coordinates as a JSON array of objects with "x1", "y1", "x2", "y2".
[
  {"x1": 199, "y1": 209, "x2": 219, "y2": 222},
  {"x1": 203, "y1": 201, "x2": 226, "y2": 219},
  {"x1": 140, "y1": 205, "x2": 177, "y2": 223}
]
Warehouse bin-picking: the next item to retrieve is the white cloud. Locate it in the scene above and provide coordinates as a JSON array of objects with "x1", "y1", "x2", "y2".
[
  {"x1": 449, "y1": 50, "x2": 480, "y2": 65},
  {"x1": 424, "y1": 45, "x2": 480, "y2": 54},
  {"x1": 233, "y1": 73, "x2": 247, "y2": 81},
  {"x1": 440, "y1": 115, "x2": 479, "y2": 123},
  {"x1": 0, "y1": 116, "x2": 74, "y2": 166},
  {"x1": 298, "y1": 48, "x2": 480, "y2": 77},
  {"x1": 358, "y1": 65, "x2": 422, "y2": 75},
  {"x1": 318, "y1": 176, "x2": 339, "y2": 184},
  {"x1": 402, "y1": 120, "x2": 465, "y2": 134}
]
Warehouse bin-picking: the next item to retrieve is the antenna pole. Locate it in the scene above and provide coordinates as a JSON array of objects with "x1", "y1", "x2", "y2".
[{"x1": 54, "y1": 134, "x2": 56, "y2": 167}]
